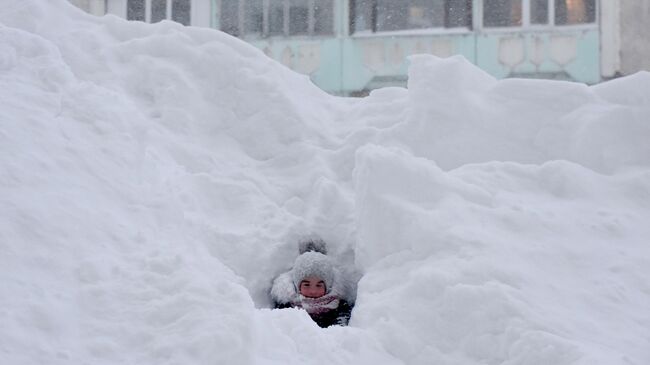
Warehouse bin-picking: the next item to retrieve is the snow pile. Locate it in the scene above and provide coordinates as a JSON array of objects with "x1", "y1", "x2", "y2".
[{"x1": 2, "y1": 1, "x2": 650, "y2": 364}]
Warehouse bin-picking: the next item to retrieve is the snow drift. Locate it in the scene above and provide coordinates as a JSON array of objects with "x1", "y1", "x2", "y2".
[{"x1": 1, "y1": 1, "x2": 649, "y2": 364}]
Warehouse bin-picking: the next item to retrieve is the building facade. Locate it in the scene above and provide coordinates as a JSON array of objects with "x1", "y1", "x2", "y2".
[{"x1": 72, "y1": 0, "x2": 650, "y2": 95}]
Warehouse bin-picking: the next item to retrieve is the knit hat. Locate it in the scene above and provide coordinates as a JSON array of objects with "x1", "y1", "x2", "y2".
[{"x1": 291, "y1": 251, "x2": 334, "y2": 294}]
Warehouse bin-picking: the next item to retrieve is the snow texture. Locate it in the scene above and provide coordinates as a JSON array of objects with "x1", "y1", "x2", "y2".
[{"x1": 1, "y1": 1, "x2": 650, "y2": 365}]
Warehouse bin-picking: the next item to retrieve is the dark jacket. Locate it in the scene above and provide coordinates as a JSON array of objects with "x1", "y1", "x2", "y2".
[{"x1": 275, "y1": 300, "x2": 352, "y2": 328}]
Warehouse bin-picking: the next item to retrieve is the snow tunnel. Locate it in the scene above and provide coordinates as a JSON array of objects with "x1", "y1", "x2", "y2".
[{"x1": 2, "y1": 1, "x2": 650, "y2": 365}]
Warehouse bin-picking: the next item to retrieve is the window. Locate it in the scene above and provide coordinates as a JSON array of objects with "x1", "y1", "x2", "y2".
[
  {"x1": 350, "y1": 0, "x2": 472, "y2": 33},
  {"x1": 289, "y1": 0, "x2": 309, "y2": 35},
  {"x1": 172, "y1": 0, "x2": 191, "y2": 26},
  {"x1": 151, "y1": 0, "x2": 167, "y2": 23},
  {"x1": 351, "y1": 0, "x2": 374, "y2": 33},
  {"x1": 126, "y1": 0, "x2": 191, "y2": 25},
  {"x1": 555, "y1": 0, "x2": 596, "y2": 25},
  {"x1": 530, "y1": 0, "x2": 549, "y2": 24},
  {"x1": 220, "y1": 0, "x2": 334, "y2": 38},
  {"x1": 243, "y1": 0, "x2": 263, "y2": 35},
  {"x1": 221, "y1": 0, "x2": 240, "y2": 36},
  {"x1": 483, "y1": 0, "x2": 522, "y2": 27},
  {"x1": 268, "y1": 1, "x2": 285, "y2": 36},
  {"x1": 127, "y1": 0, "x2": 145, "y2": 21},
  {"x1": 314, "y1": 0, "x2": 334, "y2": 35},
  {"x1": 482, "y1": 0, "x2": 596, "y2": 28},
  {"x1": 375, "y1": 0, "x2": 406, "y2": 31},
  {"x1": 446, "y1": 0, "x2": 472, "y2": 28}
]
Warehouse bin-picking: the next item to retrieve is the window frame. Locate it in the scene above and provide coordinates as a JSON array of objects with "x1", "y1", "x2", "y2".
[
  {"x1": 126, "y1": 0, "x2": 192, "y2": 25},
  {"x1": 219, "y1": 0, "x2": 335, "y2": 39},
  {"x1": 349, "y1": 0, "x2": 474, "y2": 37},
  {"x1": 127, "y1": 0, "x2": 146, "y2": 21},
  {"x1": 479, "y1": 0, "x2": 598, "y2": 32}
]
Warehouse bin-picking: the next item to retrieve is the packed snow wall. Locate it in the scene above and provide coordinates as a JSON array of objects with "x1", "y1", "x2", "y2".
[{"x1": 1, "y1": 1, "x2": 650, "y2": 364}]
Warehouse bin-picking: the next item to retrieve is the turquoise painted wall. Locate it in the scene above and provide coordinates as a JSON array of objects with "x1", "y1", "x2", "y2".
[
  {"x1": 476, "y1": 29, "x2": 600, "y2": 83},
  {"x1": 211, "y1": 0, "x2": 602, "y2": 94}
]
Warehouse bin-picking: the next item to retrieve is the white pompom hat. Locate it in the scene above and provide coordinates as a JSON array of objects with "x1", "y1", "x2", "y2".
[{"x1": 291, "y1": 251, "x2": 334, "y2": 293}]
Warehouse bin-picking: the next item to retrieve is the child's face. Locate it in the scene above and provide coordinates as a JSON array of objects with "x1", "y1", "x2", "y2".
[{"x1": 299, "y1": 276, "x2": 326, "y2": 298}]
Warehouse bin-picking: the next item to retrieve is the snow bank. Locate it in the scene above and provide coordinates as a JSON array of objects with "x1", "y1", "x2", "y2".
[{"x1": 1, "y1": 1, "x2": 649, "y2": 364}]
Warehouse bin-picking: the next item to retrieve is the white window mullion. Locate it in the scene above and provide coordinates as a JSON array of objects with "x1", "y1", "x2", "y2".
[
  {"x1": 167, "y1": 0, "x2": 172, "y2": 20},
  {"x1": 475, "y1": 0, "x2": 483, "y2": 30},
  {"x1": 308, "y1": 0, "x2": 315, "y2": 35},
  {"x1": 239, "y1": 0, "x2": 245, "y2": 35},
  {"x1": 522, "y1": 0, "x2": 531, "y2": 27},
  {"x1": 263, "y1": 0, "x2": 269, "y2": 36},
  {"x1": 283, "y1": 0, "x2": 289, "y2": 36},
  {"x1": 549, "y1": 0, "x2": 555, "y2": 26},
  {"x1": 219, "y1": 0, "x2": 224, "y2": 28},
  {"x1": 145, "y1": 0, "x2": 151, "y2": 22}
]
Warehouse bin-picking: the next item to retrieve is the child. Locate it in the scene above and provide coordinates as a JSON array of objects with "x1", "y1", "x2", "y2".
[{"x1": 271, "y1": 240, "x2": 352, "y2": 328}]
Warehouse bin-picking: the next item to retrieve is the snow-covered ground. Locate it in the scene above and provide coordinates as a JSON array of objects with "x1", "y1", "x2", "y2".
[{"x1": 2, "y1": 1, "x2": 650, "y2": 364}]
